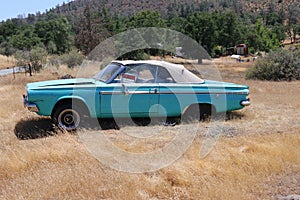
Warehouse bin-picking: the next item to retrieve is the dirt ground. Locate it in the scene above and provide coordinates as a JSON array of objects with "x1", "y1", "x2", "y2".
[{"x1": 0, "y1": 58, "x2": 299, "y2": 199}]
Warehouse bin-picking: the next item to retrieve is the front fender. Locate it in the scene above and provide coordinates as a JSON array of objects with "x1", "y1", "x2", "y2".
[{"x1": 55, "y1": 95, "x2": 96, "y2": 118}]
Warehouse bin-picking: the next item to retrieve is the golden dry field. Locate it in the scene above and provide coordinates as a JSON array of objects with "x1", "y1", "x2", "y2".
[
  {"x1": 0, "y1": 55, "x2": 15, "y2": 69},
  {"x1": 0, "y1": 58, "x2": 299, "y2": 199}
]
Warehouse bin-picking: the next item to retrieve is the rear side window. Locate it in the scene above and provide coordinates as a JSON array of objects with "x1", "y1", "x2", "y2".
[{"x1": 156, "y1": 67, "x2": 174, "y2": 83}]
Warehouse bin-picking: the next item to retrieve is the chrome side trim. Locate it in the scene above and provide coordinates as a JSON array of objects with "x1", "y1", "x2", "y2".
[
  {"x1": 100, "y1": 91, "x2": 152, "y2": 95},
  {"x1": 159, "y1": 91, "x2": 249, "y2": 95},
  {"x1": 240, "y1": 99, "x2": 251, "y2": 106},
  {"x1": 100, "y1": 91, "x2": 249, "y2": 95},
  {"x1": 23, "y1": 95, "x2": 39, "y2": 113}
]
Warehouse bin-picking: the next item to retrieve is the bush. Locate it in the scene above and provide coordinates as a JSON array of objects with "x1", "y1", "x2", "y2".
[
  {"x1": 246, "y1": 49, "x2": 300, "y2": 81},
  {"x1": 48, "y1": 55, "x2": 61, "y2": 69},
  {"x1": 61, "y1": 50, "x2": 84, "y2": 68},
  {"x1": 14, "y1": 50, "x2": 30, "y2": 66},
  {"x1": 30, "y1": 47, "x2": 48, "y2": 72}
]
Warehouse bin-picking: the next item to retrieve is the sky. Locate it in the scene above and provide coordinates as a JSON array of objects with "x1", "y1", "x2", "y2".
[{"x1": 0, "y1": 0, "x2": 72, "y2": 21}]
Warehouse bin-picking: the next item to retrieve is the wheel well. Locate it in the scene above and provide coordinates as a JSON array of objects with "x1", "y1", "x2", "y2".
[
  {"x1": 183, "y1": 103, "x2": 216, "y2": 116},
  {"x1": 51, "y1": 98, "x2": 90, "y2": 118}
]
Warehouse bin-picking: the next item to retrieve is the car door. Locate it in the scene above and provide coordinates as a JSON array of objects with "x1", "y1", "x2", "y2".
[
  {"x1": 155, "y1": 67, "x2": 183, "y2": 117},
  {"x1": 99, "y1": 64, "x2": 159, "y2": 118}
]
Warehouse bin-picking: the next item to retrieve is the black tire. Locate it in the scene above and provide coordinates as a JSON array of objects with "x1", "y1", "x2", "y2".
[
  {"x1": 98, "y1": 118, "x2": 119, "y2": 130},
  {"x1": 182, "y1": 104, "x2": 213, "y2": 123},
  {"x1": 52, "y1": 103, "x2": 84, "y2": 131},
  {"x1": 132, "y1": 117, "x2": 151, "y2": 126}
]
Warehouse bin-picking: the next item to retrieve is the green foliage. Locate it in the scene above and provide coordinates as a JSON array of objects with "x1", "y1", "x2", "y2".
[
  {"x1": 10, "y1": 26, "x2": 42, "y2": 50},
  {"x1": 34, "y1": 17, "x2": 72, "y2": 54},
  {"x1": 213, "y1": 10, "x2": 241, "y2": 48},
  {"x1": 0, "y1": 19, "x2": 19, "y2": 40},
  {"x1": 241, "y1": 19, "x2": 281, "y2": 53},
  {"x1": 1, "y1": 1, "x2": 299, "y2": 58},
  {"x1": 185, "y1": 12, "x2": 217, "y2": 54},
  {"x1": 61, "y1": 50, "x2": 84, "y2": 68},
  {"x1": 168, "y1": 17, "x2": 187, "y2": 33},
  {"x1": 246, "y1": 49, "x2": 300, "y2": 81},
  {"x1": 129, "y1": 10, "x2": 166, "y2": 28},
  {"x1": 0, "y1": 42, "x2": 17, "y2": 57},
  {"x1": 115, "y1": 12, "x2": 167, "y2": 59}
]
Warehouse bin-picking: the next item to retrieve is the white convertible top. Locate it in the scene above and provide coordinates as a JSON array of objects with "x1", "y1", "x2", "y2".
[{"x1": 113, "y1": 60, "x2": 204, "y2": 83}]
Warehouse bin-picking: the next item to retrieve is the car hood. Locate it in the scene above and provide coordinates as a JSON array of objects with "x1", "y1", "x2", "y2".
[{"x1": 26, "y1": 78, "x2": 98, "y2": 90}]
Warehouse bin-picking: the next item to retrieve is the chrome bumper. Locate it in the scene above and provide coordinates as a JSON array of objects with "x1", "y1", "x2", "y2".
[
  {"x1": 23, "y1": 95, "x2": 39, "y2": 113},
  {"x1": 240, "y1": 98, "x2": 251, "y2": 107}
]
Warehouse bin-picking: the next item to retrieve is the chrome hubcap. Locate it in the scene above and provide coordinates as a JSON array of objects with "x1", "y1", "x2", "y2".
[{"x1": 58, "y1": 109, "x2": 80, "y2": 130}]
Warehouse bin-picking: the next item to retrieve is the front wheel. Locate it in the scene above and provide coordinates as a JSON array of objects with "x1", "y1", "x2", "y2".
[{"x1": 52, "y1": 104, "x2": 82, "y2": 131}]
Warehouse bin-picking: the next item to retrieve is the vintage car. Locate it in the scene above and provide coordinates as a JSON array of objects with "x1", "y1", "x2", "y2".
[{"x1": 23, "y1": 60, "x2": 250, "y2": 131}]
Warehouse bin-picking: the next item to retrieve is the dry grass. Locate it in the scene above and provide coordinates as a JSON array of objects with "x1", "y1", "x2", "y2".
[
  {"x1": 0, "y1": 60, "x2": 299, "y2": 199},
  {"x1": 0, "y1": 55, "x2": 15, "y2": 69}
]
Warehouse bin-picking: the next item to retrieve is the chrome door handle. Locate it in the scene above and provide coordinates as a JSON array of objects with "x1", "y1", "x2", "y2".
[{"x1": 149, "y1": 88, "x2": 158, "y2": 94}]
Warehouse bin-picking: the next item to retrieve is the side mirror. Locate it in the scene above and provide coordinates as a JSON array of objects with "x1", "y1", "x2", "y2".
[{"x1": 122, "y1": 84, "x2": 129, "y2": 95}]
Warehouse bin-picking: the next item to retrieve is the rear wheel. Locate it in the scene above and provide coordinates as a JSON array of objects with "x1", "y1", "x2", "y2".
[
  {"x1": 182, "y1": 104, "x2": 214, "y2": 123},
  {"x1": 52, "y1": 103, "x2": 84, "y2": 131}
]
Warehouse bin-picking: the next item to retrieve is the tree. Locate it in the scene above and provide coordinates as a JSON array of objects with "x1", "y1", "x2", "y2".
[
  {"x1": 10, "y1": 26, "x2": 41, "y2": 50},
  {"x1": 242, "y1": 19, "x2": 280, "y2": 53},
  {"x1": 272, "y1": 24, "x2": 286, "y2": 43},
  {"x1": 0, "y1": 19, "x2": 19, "y2": 41},
  {"x1": 214, "y1": 10, "x2": 241, "y2": 48},
  {"x1": 34, "y1": 17, "x2": 72, "y2": 54},
  {"x1": 128, "y1": 10, "x2": 166, "y2": 28},
  {"x1": 185, "y1": 12, "x2": 217, "y2": 54},
  {"x1": 286, "y1": 2, "x2": 300, "y2": 44},
  {"x1": 127, "y1": 11, "x2": 168, "y2": 57},
  {"x1": 26, "y1": 14, "x2": 36, "y2": 24},
  {"x1": 168, "y1": 17, "x2": 187, "y2": 33},
  {"x1": 265, "y1": 12, "x2": 284, "y2": 26},
  {"x1": 74, "y1": 3, "x2": 110, "y2": 55}
]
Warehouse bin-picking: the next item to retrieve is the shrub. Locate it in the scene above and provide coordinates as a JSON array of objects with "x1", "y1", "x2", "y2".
[
  {"x1": 30, "y1": 47, "x2": 48, "y2": 72},
  {"x1": 47, "y1": 55, "x2": 61, "y2": 69},
  {"x1": 14, "y1": 50, "x2": 30, "y2": 66},
  {"x1": 246, "y1": 49, "x2": 300, "y2": 81},
  {"x1": 61, "y1": 50, "x2": 84, "y2": 68}
]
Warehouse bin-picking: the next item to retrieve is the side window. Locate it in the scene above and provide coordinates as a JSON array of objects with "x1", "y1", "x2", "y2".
[
  {"x1": 121, "y1": 64, "x2": 156, "y2": 83},
  {"x1": 136, "y1": 65, "x2": 156, "y2": 83},
  {"x1": 120, "y1": 67, "x2": 138, "y2": 83},
  {"x1": 156, "y1": 67, "x2": 174, "y2": 83}
]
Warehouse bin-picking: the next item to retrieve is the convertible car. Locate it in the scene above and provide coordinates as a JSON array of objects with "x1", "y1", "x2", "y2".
[{"x1": 23, "y1": 60, "x2": 250, "y2": 131}]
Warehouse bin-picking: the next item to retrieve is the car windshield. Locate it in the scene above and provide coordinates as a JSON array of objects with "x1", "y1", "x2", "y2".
[{"x1": 93, "y1": 63, "x2": 122, "y2": 82}]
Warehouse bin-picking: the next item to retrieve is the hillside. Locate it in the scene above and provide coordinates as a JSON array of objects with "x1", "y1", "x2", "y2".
[
  {"x1": 52, "y1": 0, "x2": 298, "y2": 17},
  {"x1": 1, "y1": 0, "x2": 299, "y2": 60}
]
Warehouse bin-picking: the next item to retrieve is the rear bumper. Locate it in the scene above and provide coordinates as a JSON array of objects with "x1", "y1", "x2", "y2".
[
  {"x1": 240, "y1": 98, "x2": 251, "y2": 107},
  {"x1": 23, "y1": 95, "x2": 39, "y2": 113}
]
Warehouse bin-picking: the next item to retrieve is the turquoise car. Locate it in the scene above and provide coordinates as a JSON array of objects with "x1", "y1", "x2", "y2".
[{"x1": 23, "y1": 60, "x2": 250, "y2": 131}]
